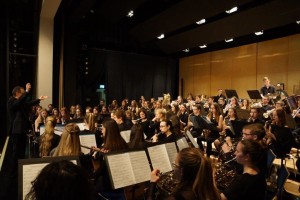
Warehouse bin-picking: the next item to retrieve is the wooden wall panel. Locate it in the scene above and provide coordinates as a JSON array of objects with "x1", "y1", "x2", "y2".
[
  {"x1": 210, "y1": 49, "x2": 233, "y2": 97},
  {"x1": 257, "y1": 37, "x2": 289, "y2": 93},
  {"x1": 193, "y1": 53, "x2": 211, "y2": 96},
  {"x1": 179, "y1": 33, "x2": 300, "y2": 99},
  {"x1": 231, "y1": 44, "x2": 257, "y2": 99}
]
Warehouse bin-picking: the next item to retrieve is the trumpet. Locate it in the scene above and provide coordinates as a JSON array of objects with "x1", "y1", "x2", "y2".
[{"x1": 263, "y1": 109, "x2": 275, "y2": 119}]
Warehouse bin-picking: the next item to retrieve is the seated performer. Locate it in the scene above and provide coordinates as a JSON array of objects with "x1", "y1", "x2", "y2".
[{"x1": 260, "y1": 76, "x2": 276, "y2": 98}]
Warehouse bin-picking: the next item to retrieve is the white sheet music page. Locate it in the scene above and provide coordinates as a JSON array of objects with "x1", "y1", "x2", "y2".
[
  {"x1": 120, "y1": 130, "x2": 131, "y2": 143},
  {"x1": 129, "y1": 151, "x2": 151, "y2": 184},
  {"x1": 176, "y1": 137, "x2": 189, "y2": 151},
  {"x1": 22, "y1": 160, "x2": 78, "y2": 199},
  {"x1": 79, "y1": 135, "x2": 97, "y2": 154},
  {"x1": 165, "y1": 142, "x2": 177, "y2": 165},
  {"x1": 185, "y1": 131, "x2": 199, "y2": 148},
  {"x1": 148, "y1": 144, "x2": 172, "y2": 173},
  {"x1": 106, "y1": 153, "x2": 135, "y2": 189}
]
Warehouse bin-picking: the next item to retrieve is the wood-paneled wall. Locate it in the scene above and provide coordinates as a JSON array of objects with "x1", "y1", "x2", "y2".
[{"x1": 179, "y1": 33, "x2": 300, "y2": 99}]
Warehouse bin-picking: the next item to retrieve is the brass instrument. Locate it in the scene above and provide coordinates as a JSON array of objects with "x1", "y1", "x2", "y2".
[
  {"x1": 263, "y1": 109, "x2": 275, "y2": 119},
  {"x1": 292, "y1": 107, "x2": 300, "y2": 118}
]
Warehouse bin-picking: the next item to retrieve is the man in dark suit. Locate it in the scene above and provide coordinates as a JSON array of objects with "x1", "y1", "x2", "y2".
[{"x1": 8, "y1": 83, "x2": 48, "y2": 160}]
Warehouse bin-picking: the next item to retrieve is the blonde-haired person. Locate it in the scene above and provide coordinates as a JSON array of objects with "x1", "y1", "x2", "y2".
[
  {"x1": 147, "y1": 147, "x2": 220, "y2": 200},
  {"x1": 52, "y1": 123, "x2": 81, "y2": 156},
  {"x1": 39, "y1": 116, "x2": 60, "y2": 157},
  {"x1": 34, "y1": 108, "x2": 48, "y2": 133},
  {"x1": 150, "y1": 108, "x2": 167, "y2": 136}
]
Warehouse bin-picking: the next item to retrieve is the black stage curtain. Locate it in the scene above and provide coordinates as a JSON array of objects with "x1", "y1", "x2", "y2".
[{"x1": 89, "y1": 49, "x2": 178, "y2": 105}]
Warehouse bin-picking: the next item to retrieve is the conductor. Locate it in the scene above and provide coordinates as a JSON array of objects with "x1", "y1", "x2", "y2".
[{"x1": 8, "y1": 83, "x2": 48, "y2": 160}]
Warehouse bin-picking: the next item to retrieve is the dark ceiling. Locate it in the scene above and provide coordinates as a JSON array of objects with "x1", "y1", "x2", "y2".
[{"x1": 63, "y1": 0, "x2": 300, "y2": 57}]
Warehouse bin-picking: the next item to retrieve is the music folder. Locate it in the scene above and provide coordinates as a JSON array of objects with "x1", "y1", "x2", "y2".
[
  {"x1": 247, "y1": 90, "x2": 262, "y2": 100},
  {"x1": 236, "y1": 108, "x2": 250, "y2": 120},
  {"x1": 230, "y1": 120, "x2": 249, "y2": 138},
  {"x1": 18, "y1": 156, "x2": 80, "y2": 200},
  {"x1": 201, "y1": 116, "x2": 219, "y2": 132}
]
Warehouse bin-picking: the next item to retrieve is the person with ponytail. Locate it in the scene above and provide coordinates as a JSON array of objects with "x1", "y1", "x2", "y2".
[
  {"x1": 147, "y1": 147, "x2": 220, "y2": 200},
  {"x1": 39, "y1": 116, "x2": 60, "y2": 157}
]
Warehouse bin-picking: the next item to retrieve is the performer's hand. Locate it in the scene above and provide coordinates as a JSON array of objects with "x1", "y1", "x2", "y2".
[
  {"x1": 25, "y1": 83, "x2": 31, "y2": 92},
  {"x1": 150, "y1": 169, "x2": 161, "y2": 183},
  {"x1": 39, "y1": 95, "x2": 48, "y2": 100}
]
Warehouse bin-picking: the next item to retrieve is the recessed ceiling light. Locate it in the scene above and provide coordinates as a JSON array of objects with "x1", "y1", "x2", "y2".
[
  {"x1": 225, "y1": 7, "x2": 238, "y2": 14},
  {"x1": 182, "y1": 49, "x2": 190, "y2": 52},
  {"x1": 225, "y1": 38, "x2": 234, "y2": 42},
  {"x1": 196, "y1": 19, "x2": 206, "y2": 25},
  {"x1": 157, "y1": 34, "x2": 164, "y2": 39},
  {"x1": 199, "y1": 44, "x2": 207, "y2": 48},
  {"x1": 296, "y1": 21, "x2": 300, "y2": 25},
  {"x1": 255, "y1": 30, "x2": 264, "y2": 35},
  {"x1": 90, "y1": 9, "x2": 95, "y2": 14},
  {"x1": 127, "y1": 10, "x2": 134, "y2": 18}
]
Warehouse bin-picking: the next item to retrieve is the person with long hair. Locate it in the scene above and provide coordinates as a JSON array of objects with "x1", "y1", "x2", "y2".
[
  {"x1": 52, "y1": 123, "x2": 81, "y2": 157},
  {"x1": 221, "y1": 140, "x2": 266, "y2": 200},
  {"x1": 133, "y1": 109, "x2": 151, "y2": 139},
  {"x1": 35, "y1": 108, "x2": 48, "y2": 133},
  {"x1": 147, "y1": 147, "x2": 220, "y2": 200},
  {"x1": 25, "y1": 160, "x2": 95, "y2": 200},
  {"x1": 91, "y1": 120, "x2": 128, "y2": 199},
  {"x1": 128, "y1": 124, "x2": 146, "y2": 149},
  {"x1": 39, "y1": 116, "x2": 60, "y2": 157}
]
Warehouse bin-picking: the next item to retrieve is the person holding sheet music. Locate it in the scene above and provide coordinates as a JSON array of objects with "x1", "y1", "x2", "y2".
[
  {"x1": 220, "y1": 140, "x2": 266, "y2": 200},
  {"x1": 39, "y1": 116, "x2": 61, "y2": 157},
  {"x1": 198, "y1": 103, "x2": 223, "y2": 157},
  {"x1": 151, "y1": 120, "x2": 176, "y2": 143},
  {"x1": 90, "y1": 120, "x2": 128, "y2": 199},
  {"x1": 147, "y1": 147, "x2": 220, "y2": 200}
]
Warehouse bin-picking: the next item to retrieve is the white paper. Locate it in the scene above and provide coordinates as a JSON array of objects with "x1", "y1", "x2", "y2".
[
  {"x1": 176, "y1": 137, "x2": 189, "y2": 151},
  {"x1": 165, "y1": 143, "x2": 177, "y2": 165},
  {"x1": 129, "y1": 151, "x2": 151, "y2": 184},
  {"x1": 148, "y1": 144, "x2": 172, "y2": 173},
  {"x1": 185, "y1": 130, "x2": 199, "y2": 148},
  {"x1": 120, "y1": 130, "x2": 131, "y2": 143},
  {"x1": 76, "y1": 123, "x2": 86, "y2": 131},
  {"x1": 79, "y1": 135, "x2": 97, "y2": 154}
]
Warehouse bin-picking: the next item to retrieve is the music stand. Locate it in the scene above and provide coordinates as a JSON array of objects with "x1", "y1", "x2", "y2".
[
  {"x1": 200, "y1": 116, "x2": 219, "y2": 132},
  {"x1": 225, "y1": 89, "x2": 239, "y2": 99},
  {"x1": 236, "y1": 109, "x2": 250, "y2": 120},
  {"x1": 230, "y1": 120, "x2": 249, "y2": 138},
  {"x1": 247, "y1": 90, "x2": 262, "y2": 100}
]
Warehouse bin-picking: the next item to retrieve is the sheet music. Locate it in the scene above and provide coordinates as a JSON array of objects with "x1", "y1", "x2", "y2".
[
  {"x1": 76, "y1": 123, "x2": 86, "y2": 131},
  {"x1": 129, "y1": 151, "x2": 151, "y2": 184},
  {"x1": 185, "y1": 131, "x2": 199, "y2": 148},
  {"x1": 79, "y1": 135, "x2": 97, "y2": 154},
  {"x1": 106, "y1": 154, "x2": 135, "y2": 189},
  {"x1": 120, "y1": 130, "x2": 131, "y2": 143},
  {"x1": 22, "y1": 160, "x2": 77, "y2": 199},
  {"x1": 40, "y1": 125, "x2": 64, "y2": 136},
  {"x1": 176, "y1": 137, "x2": 189, "y2": 151},
  {"x1": 148, "y1": 144, "x2": 172, "y2": 173},
  {"x1": 165, "y1": 142, "x2": 177, "y2": 165}
]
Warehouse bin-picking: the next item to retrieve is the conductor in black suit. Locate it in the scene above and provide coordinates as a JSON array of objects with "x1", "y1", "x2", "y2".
[{"x1": 8, "y1": 83, "x2": 48, "y2": 160}]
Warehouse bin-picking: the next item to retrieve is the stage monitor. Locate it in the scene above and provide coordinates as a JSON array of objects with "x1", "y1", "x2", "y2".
[{"x1": 225, "y1": 89, "x2": 239, "y2": 99}]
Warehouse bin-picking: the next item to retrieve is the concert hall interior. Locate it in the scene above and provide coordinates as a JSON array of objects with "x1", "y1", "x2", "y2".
[{"x1": 1, "y1": 0, "x2": 300, "y2": 200}]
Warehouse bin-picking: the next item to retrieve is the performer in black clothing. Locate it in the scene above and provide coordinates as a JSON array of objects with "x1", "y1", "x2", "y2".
[
  {"x1": 8, "y1": 83, "x2": 48, "y2": 160},
  {"x1": 151, "y1": 120, "x2": 176, "y2": 143},
  {"x1": 260, "y1": 77, "x2": 276, "y2": 97},
  {"x1": 186, "y1": 104, "x2": 205, "y2": 137}
]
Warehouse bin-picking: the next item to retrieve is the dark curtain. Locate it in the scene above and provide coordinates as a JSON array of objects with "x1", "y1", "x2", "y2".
[{"x1": 99, "y1": 49, "x2": 178, "y2": 104}]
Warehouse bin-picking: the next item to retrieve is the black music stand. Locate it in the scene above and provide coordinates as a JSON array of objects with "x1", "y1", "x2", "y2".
[
  {"x1": 225, "y1": 89, "x2": 239, "y2": 99},
  {"x1": 200, "y1": 116, "x2": 219, "y2": 132},
  {"x1": 247, "y1": 90, "x2": 262, "y2": 100},
  {"x1": 230, "y1": 120, "x2": 249, "y2": 138},
  {"x1": 236, "y1": 109, "x2": 250, "y2": 120}
]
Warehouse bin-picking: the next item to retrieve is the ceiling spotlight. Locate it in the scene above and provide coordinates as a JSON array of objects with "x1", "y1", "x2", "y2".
[
  {"x1": 157, "y1": 34, "x2": 165, "y2": 39},
  {"x1": 255, "y1": 30, "x2": 264, "y2": 35},
  {"x1": 182, "y1": 48, "x2": 190, "y2": 52},
  {"x1": 225, "y1": 38, "x2": 234, "y2": 42},
  {"x1": 127, "y1": 10, "x2": 134, "y2": 18},
  {"x1": 196, "y1": 19, "x2": 206, "y2": 25},
  {"x1": 225, "y1": 6, "x2": 238, "y2": 14},
  {"x1": 199, "y1": 44, "x2": 207, "y2": 48},
  {"x1": 90, "y1": 9, "x2": 95, "y2": 14},
  {"x1": 296, "y1": 21, "x2": 300, "y2": 25}
]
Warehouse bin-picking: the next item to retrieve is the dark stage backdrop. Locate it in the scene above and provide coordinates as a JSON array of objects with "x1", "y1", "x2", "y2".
[{"x1": 63, "y1": 48, "x2": 178, "y2": 107}]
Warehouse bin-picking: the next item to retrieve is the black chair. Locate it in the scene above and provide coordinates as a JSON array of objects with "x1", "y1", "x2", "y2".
[
  {"x1": 266, "y1": 149, "x2": 276, "y2": 178},
  {"x1": 276, "y1": 165, "x2": 290, "y2": 200}
]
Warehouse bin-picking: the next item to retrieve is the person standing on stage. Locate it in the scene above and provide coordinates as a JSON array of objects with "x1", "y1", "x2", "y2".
[
  {"x1": 8, "y1": 83, "x2": 48, "y2": 160},
  {"x1": 260, "y1": 77, "x2": 276, "y2": 98}
]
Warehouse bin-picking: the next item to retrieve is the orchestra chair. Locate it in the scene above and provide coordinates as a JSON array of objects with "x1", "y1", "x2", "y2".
[{"x1": 266, "y1": 149, "x2": 276, "y2": 179}]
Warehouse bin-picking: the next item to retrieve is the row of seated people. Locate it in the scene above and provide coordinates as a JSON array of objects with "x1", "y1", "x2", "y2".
[{"x1": 30, "y1": 115, "x2": 269, "y2": 200}]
